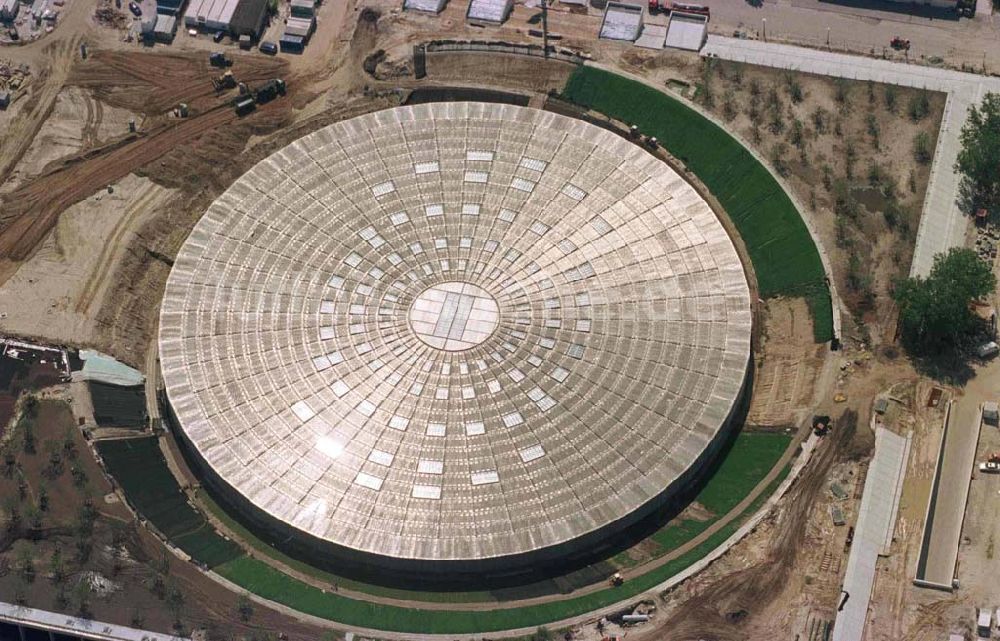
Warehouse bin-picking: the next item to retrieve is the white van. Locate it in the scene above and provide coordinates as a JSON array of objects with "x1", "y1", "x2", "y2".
[{"x1": 979, "y1": 607, "x2": 993, "y2": 638}]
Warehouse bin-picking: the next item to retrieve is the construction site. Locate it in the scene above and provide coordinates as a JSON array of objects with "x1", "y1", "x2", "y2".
[{"x1": 1, "y1": 0, "x2": 1000, "y2": 639}]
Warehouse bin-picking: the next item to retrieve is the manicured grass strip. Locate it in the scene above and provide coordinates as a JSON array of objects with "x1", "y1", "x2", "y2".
[
  {"x1": 200, "y1": 432, "x2": 790, "y2": 601},
  {"x1": 216, "y1": 460, "x2": 792, "y2": 633},
  {"x1": 561, "y1": 67, "x2": 833, "y2": 342},
  {"x1": 198, "y1": 491, "x2": 496, "y2": 604},
  {"x1": 97, "y1": 437, "x2": 242, "y2": 568}
]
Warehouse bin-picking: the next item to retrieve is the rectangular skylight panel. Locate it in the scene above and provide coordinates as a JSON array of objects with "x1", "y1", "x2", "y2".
[
  {"x1": 427, "y1": 422, "x2": 446, "y2": 436},
  {"x1": 471, "y1": 470, "x2": 499, "y2": 485},
  {"x1": 371, "y1": 181, "x2": 395, "y2": 197},
  {"x1": 368, "y1": 449, "x2": 394, "y2": 466},
  {"x1": 388, "y1": 415, "x2": 409, "y2": 431},
  {"x1": 414, "y1": 161, "x2": 440, "y2": 175},
  {"x1": 418, "y1": 459, "x2": 444, "y2": 474},
  {"x1": 590, "y1": 215, "x2": 612, "y2": 235},
  {"x1": 498, "y1": 208, "x2": 517, "y2": 222},
  {"x1": 519, "y1": 157, "x2": 548, "y2": 172},
  {"x1": 412, "y1": 484, "x2": 441, "y2": 499},
  {"x1": 502, "y1": 411, "x2": 524, "y2": 428},
  {"x1": 550, "y1": 366, "x2": 569, "y2": 382},
  {"x1": 519, "y1": 444, "x2": 545, "y2": 463},
  {"x1": 389, "y1": 211, "x2": 410, "y2": 226},
  {"x1": 467, "y1": 150, "x2": 494, "y2": 161},
  {"x1": 562, "y1": 183, "x2": 586, "y2": 200},
  {"x1": 511, "y1": 177, "x2": 535, "y2": 193},
  {"x1": 425, "y1": 204, "x2": 444, "y2": 217},
  {"x1": 465, "y1": 170, "x2": 489, "y2": 183},
  {"x1": 291, "y1": 401, "x2": 315, "y2": 422},
  {"x1": 462, "y1": 203, "x2": 481, "y2": 216},
  {"x1": 529, "y1": 221, "x2": 550, "y2": 236},
  {"x1": 354, "y1": 472, "x2": 384, "y2": 491},
  {"x1": 465, "y1": 421, "x2": 486, "y2": 436}
]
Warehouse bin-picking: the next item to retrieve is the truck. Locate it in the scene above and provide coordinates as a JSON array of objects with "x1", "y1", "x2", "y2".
[
  {"x1": 648, "y1": 1, "x2": 709, "y2": 16},
  {"x1": 977, "y1": 341, "x2": 999, "y2": 359},
  {"x1": 253, "y1": 78, "x2": 286, "y2": 104},
  {"x1": 209, "y1": 51, "x2": 231, "y2": 67}
]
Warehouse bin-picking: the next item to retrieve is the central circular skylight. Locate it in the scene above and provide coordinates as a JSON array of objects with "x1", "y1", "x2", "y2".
[
  {"x1": 158, "y1": 103, "x2": 752, "y2": 570},
  {"x1": 408, "y1": 281, "x2": 500, "y2": 351}
]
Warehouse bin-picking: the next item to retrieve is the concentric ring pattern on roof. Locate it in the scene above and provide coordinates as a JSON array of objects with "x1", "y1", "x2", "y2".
[{"x1": 158, "y1": 102, "x2": 752, "y2": 564}]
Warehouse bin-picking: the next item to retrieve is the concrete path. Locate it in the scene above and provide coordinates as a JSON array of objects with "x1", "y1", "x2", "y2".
[
  {"x1": 702, "y1": 35, "x2": 1000, "y2": 278},
  {"x1": 917, "y1": 399, "x2": 983, "y2": 588}
]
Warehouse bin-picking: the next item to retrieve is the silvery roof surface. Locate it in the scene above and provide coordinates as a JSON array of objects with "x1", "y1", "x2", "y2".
[{"x1": 159, "y1": 103, "x2": 752, "y2": 563}]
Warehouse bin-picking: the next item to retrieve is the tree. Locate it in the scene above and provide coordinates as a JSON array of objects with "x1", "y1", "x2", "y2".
[
  {"x1": 49, "y1": 547, "x2": 66, "y2": 585},
  {"x1": 894, "y1": 247, "x2": 996, "y2": 353},
  {"x1": 908, "y1": 90, "x2": 931, "y2": 121},
  {"x1": 957, "y1": 92, "x2": 1000, "y2": 211},
  {"x1": 237, "y1": 593, "x2": 254, "y2": 622},
  {"x1": 166, "y1": 582, "x2": 185, "y2": 630},
  {"x1": 914, "y1": 131, "x2": 933, "y2": 164}
]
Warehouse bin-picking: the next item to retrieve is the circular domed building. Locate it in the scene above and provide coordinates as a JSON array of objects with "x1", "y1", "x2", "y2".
[{"x1": 158, "y1": 102, "x2": 752, "y2": 578}]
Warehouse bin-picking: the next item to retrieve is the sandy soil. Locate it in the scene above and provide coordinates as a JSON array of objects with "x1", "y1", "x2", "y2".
[
  {"x1": 3, "y1": 87, "x2": 138, "y2": 193},
  {"x1": 0, "y1": 173, "x2": 175, "y2": 347}
]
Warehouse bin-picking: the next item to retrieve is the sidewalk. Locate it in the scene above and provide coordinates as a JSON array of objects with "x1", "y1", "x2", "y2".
[{"x1": 702, "y1": 35, "x2": 1000, "y2": 278}]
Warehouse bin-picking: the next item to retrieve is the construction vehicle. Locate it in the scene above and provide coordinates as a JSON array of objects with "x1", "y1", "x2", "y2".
[
  {"x1": 890, "y1": 37, "x2": 910, "y2": 51},
  {"x1": 233, "y1": 95, "x2": 255, "y2": 116},
  {"x1": 649, "y1": 0, "x2": 709, "y2": 15},
  {"x1": 609, "y1": 572, "x2": 624, "y2": 587},
  {"x1": 213, "y1": 70, "x2": 236, "y2": 91},
  {"x1": 209, "y1": 51, "x2": 232, "y2": 67},
  {"x1": 253, "y1": 78, "x2": 286, "y2": 104}
]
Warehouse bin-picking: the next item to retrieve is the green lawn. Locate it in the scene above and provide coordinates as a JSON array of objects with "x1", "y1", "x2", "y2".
[
  {"x1": 215, "y1": 462, "x2": 793, "y2": 633},
  {"x1": 99, "y1": 430, "x2": 793, "y2": 631},
  {"x1": 96, "y1": 437, "x2": 243, "y2": 568},
  {"x1": 561, "y1": 67, "x2": 833, "y2": 343}
]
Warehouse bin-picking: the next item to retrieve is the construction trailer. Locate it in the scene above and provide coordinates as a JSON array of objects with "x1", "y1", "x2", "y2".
[
  {"x1": 289, "y1": 0, "x2": 313, "y2": 17},
  {"x1": 404, "y1": 0, "x2": 447, "y2": 14},
  {"x1": 465, "y1": 0, "x2": 512, "y2": 24},
  {"x1": 155, "y1": 0, "x2": 186, "y2": 16},
  {"x1": 153, "y1": 12, "x2": 177, "y2": 41},
  {"x1": 282, "y1": 14, "x2": 313, "y2": 38},
  {"x1": 279, "y1": 32, "x2": 303, "y2": 52},
  {"x1": 599, "y1": 1, "x2": 643, "y2": 41},
  {"x1": 183, "y1": 0, "x2": 267, "y2": 38}
]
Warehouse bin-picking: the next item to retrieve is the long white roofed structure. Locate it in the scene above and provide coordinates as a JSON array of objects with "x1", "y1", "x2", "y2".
[{"x1": 159, "y1": 103, "x2": 752, "y2": 575}]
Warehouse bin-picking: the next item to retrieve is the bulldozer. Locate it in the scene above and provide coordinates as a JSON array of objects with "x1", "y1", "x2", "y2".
[{"x1": 213, "y1": 71, "x2": 237, "y2": 92}]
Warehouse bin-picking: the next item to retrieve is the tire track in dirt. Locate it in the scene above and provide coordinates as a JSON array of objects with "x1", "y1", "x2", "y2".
[
  {"x1": 654, "y1": 411, "x2": 860, "y2": 641},
  {"x1": 0, "y1": 35, "x2": 82, "y2": 184},
  {"x1": 74, "y1": 181, "x2": 164, "y2": 314},
  {"x1": 0, "y1": 49, "x2": 292, "y2": 275}
]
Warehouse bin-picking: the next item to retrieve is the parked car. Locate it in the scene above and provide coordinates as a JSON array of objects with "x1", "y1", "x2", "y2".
[
  {"x1": 128, "y1": 1, "x2": 141, "y2": 16},
  {"x1": 213, "y1": 30, "x2": 225, "y2": 42},
  {"x1": 259, "y1": 40, "x2": 278, "y2": 55},
  {"x1": 979, "y1": 461, "x2": 1000, "y2": 474}
]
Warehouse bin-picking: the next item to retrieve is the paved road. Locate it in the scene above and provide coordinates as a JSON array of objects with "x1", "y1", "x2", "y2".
[
  {"x1": 702, "y1": 35, "x2": 1000, "y2": 277},
  {"x1": 700, "y1": 0, "x2": 1000, "y2": 71}
]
